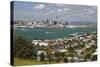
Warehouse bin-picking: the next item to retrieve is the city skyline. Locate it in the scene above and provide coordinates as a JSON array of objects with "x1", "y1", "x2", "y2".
[{"x1": 13, "y1": 1, "x2": 97, "y2": 23}]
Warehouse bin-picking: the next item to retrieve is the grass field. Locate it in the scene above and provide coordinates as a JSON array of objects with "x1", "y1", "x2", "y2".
[{"x1": 14, "y1": 57, "x2": 62, "y2": 66}]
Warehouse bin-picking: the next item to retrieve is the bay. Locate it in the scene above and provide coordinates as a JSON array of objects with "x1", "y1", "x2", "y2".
[{"x1": 14, "y1": 27, "x2": 97, "y2": 40}]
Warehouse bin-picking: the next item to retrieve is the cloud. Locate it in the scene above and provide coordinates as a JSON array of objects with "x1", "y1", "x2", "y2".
[
  {"x1": 45, "y1": 10, "x2": 55, "y2": 15},
  {"x1": 57, "y1": 9, "x2": 62, "y2": 12},
  {"x1": 57, "y1": 8, "x2": 69, "y2": 12},
  {"x1": 83, "y1": 9, "x2": 95, "y2": 14},
  {"x1": 63, "y1": 8, "x2": 69, "y2": 11},
  {"x1": 34, "y1": 4, "x2": 46, "y2": 9},
  {"x1": 55, "y1": 4, "x2": 65, "y2": 7},
  {"x1": 88, "y1": 9, "x2": 95, "y2": 14},
  {"x1": 56, "y1": 8, "x2": 70, "y2": 16}
]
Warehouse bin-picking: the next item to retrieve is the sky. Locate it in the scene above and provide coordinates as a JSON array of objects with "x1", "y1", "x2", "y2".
[{"x1": 13, "y1": 1, "x2": 97, "y2": 22}]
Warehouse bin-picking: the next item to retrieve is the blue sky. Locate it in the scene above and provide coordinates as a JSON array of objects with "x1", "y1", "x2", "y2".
[{"x1": 13, "y1": 1, "x2": 97, "y2": 22}]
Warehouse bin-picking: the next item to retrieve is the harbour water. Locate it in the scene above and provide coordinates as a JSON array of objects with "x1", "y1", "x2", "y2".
[{"x1": 14, "y1": 27, "x2": 97, "y2": 40}]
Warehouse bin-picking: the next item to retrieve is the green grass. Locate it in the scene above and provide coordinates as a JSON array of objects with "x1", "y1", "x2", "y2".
[{"x1": 14, "y1": 57, "x2": 62, "y2": 66}]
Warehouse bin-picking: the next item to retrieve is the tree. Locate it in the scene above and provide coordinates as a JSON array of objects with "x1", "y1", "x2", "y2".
[
  {"x1": 64, "y1": 57, "x2": 68, "y2": 63},
  {"x1": 13, "y1": 35, "x2": 38, "y2": 59},
  {"x1": 45, "y1": 47, "x2": 54, "y2": 62},
  {"x1": 83, "y1": 47, "x2": 95, "y2": 61},
  {"x1": 47, "y1": 52, "x2": 54, "y2": 62},
  {"x1": 23, "y1": 48, "x2": 32, "y2": 59},
  {"x1": 40, "y1": 53, "x2": 45, "y2": 61},
  {"x1": 54, "y1": 51, "x2": 61, "y2": 57}
]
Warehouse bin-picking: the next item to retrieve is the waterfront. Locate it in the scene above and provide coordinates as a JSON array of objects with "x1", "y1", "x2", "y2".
[{"x1": 14, "y1": 27, "x2": 97, "y2": 40}]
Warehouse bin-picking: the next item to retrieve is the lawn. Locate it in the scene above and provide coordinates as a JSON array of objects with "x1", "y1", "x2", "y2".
[{"x1": 14, "y1": 57, "x2": 62, "y2": 66}]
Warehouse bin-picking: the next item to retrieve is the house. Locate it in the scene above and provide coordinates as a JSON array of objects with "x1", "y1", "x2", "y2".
[{"x1": 32, "y1": 40, "x2": 48, "y2": 46}]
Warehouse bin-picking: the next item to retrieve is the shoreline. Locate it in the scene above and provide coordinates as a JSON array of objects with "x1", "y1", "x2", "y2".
[
  {"x1": 31, "y1": 31, "x2": 97, "y2": 46},
  {"x1": 13, "y1": 25, "x2": 97, "y2": 29}
]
